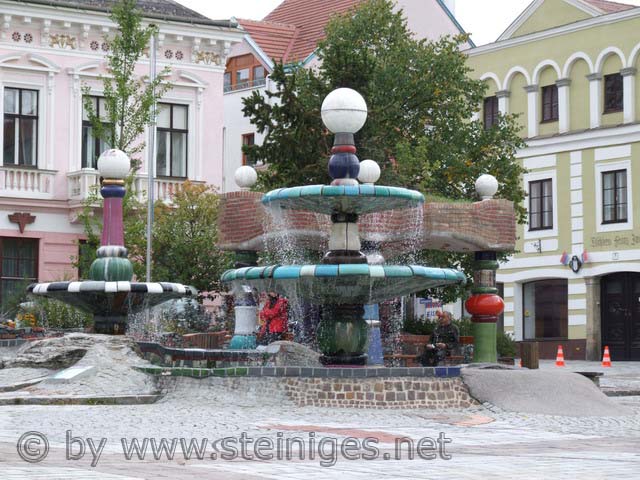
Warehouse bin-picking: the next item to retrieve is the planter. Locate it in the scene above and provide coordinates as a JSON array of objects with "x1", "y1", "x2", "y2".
[{"x1": 498, "y1": 356, "x2": 515, "y2": 366}]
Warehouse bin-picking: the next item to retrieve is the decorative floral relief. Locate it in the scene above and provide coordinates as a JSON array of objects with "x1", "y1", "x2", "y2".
[
  {"x1": 11, "y1": 32, "x2": 21, "y2": 42},
  {"x1": 101, "y1": 42, "x2": 109, "y2": 52},
  {"x1": 49, "y1": 33, "x2": 77, "y2": 49},
  {"x1": 194, "y1": 50, "x2": 220, "y2": 65},
  {"x1": 164, "y1": 49, "x2": 173, "y2": 59},
  {"x1": 175, "y1": 50, "x2": 184, "y2": 60},
  {"x1": 24, "y1": 33, "x2": 33, "y2": 43},
  {"x1": 90, "y1": 40, "x2": 99, "y2": 51}
]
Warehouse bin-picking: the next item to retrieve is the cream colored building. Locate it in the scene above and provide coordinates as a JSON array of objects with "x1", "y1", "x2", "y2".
[{"x1": 467, "y1": 0, "x2": 640, "y2": 360}]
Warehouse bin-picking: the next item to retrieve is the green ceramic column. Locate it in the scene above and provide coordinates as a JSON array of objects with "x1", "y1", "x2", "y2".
[{"x1": 465, "y1": 252, "x2": 504, "y2": 363}]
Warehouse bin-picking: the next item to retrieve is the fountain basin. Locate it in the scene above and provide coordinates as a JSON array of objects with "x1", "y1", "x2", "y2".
[
  {"x1": 28, "y1": 281, "x2": 197, "y2": 333},
  {"x1": 222, "y1": 264, "x2": 465, "y2": 304},
  {"x1": 261, "y1": 184, "x2": 424, "y2": 215}
]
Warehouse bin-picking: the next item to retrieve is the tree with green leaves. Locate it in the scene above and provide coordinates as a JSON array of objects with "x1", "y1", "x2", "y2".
[
  {"x1": 152, "y1": 182, "x2": 233, "y2": 301},
  {"x1": 242, "y1": 0, "x2": 526, "y2": 300},
  {"x1": 82, "y1": 0, "x2": 171, "y2": 159},
  {"x1": 244, "y1": 0, "x2": 525, "y2": 215},
  {"x1": 75, "y1": 0, "x2": 167, "y2": 281}
]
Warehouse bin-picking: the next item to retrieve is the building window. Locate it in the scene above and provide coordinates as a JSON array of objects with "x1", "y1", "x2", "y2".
[
  {"x1": 223, "y1": 72, "x2": 231, "y2": 93},
  {"x1": 156, "y1": 103, "x2": 188, "y2": 178},
  {"x1": 82, "y1": 96, "x2": 111, "y2": 169},
  {"x1": 529, "y1": 179, "x2": 553, "y2": 231},
  {"x1": 0, "y1": 237, "x2": 38, "y2": 309},
  {"x1": 242, "y1": 133, "x2": 255, "y2": 166},
  {"x1": 3, "y1": 87, "x2": 38, "y2": 167},
  {"x1": 523, "y1": 279, "x2": 568, "y2": 340},
  {"x1": 236, "y1": 68, "x2": 250, "y2": 90},
  {"x1": 483, "y1": 96, "x2": 499, "y2": 129},
  {"x1": 604, "y1": 73, "x2": 623, "y2": 113},
  {"x1": 253, "y1": 65, "x2": 266, "y2": 86},
  {"x1": 602, "y1": 169, "x2": 627, "y2": 224},
  {"x1": 541, "y1": 85, "x2": 558, "y2": 122}
]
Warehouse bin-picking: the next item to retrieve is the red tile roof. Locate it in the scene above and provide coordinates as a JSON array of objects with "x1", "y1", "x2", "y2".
[
  {"x1": 238, "y1": 19, "x2": 298, "y2": 63},
  {"x1": 263, "y1": 0, "x2": 363, "y2": 63},
  {"x1": 582, "y1": 0, "x2": 636, "y2": 13}
]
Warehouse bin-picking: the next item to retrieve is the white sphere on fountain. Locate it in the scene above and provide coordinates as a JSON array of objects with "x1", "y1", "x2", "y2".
[
  {"x1": 321, "y1": 88, "x2": 368, "y2": 134},
  {"x1": 97, "y1": 149, "x2": 130, "y2": 179},
  {"x1": 358, "y1": 159, "x2": 381, "y2": 185},
  {"x1": 475, "y1": 173, "x2": 499, "y2": 200},
  {"x1": 234, "y1": 165, "x2": 258, "y2": 191}
]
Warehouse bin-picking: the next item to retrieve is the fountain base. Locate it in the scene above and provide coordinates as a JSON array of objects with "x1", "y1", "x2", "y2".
[
  {"x1": 316, "y1": 304, "x2": 368, "y2": 365},
  {"x1": 93, "y1": 316, "x2": 127, "y2": 335},
  {"x1": 319, "y1": 353, "x2": 368, "y2": 366}
]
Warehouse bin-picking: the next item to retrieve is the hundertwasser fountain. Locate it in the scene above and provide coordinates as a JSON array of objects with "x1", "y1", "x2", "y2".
[
  {"x1": 222, "y1": 88, "x2": 469, "y2": 365},
  {"x1": 28, "y1": 149, "x2": 196, "y2": 334}
]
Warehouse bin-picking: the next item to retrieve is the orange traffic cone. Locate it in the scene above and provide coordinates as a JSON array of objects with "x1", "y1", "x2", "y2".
[
  {"x1": 602, "y1": 346, "x2": 612, "y2": 367},
  {"x1": 555, "y1": 345, "x2": 565, "y2": 367}
]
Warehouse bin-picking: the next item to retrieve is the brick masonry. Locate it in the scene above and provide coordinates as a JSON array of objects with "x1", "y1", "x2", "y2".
[
  {"x1": 218, "y1": 191, "x2": 515, "y2": 255},
  {"x1": 158, "y1": 375, "x2": 476, "y2": 409}
]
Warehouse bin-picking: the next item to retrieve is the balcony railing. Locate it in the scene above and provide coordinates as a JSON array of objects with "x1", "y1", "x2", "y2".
[
  {"x1": 67, "y1": 169, "x2": 202, "y2": 204},
  {"x1": 224, "y1": 78, "x2": 266, "y2": 93},
  {"x1": 0, "y1": 166, "x2": 56, "y2": 199}
]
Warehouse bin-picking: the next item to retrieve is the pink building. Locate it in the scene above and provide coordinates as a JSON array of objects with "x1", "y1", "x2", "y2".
[{"x1": 0, "y1": 0, "x2": 243, "y2": 306}]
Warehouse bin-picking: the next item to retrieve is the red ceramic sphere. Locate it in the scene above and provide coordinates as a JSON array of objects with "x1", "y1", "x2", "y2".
[{"x1": 465, "y1": 294, "x2": 504, "y2": 316}]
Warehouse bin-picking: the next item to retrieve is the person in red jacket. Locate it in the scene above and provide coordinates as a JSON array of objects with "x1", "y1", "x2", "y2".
[{"x1": 259, "y1": 292, "x2": 288, "y2": 344}]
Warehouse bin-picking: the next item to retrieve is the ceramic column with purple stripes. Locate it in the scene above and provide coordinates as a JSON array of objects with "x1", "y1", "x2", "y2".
[{"x1": 89, "y1": 149, "x2": 133, "y2": 333}]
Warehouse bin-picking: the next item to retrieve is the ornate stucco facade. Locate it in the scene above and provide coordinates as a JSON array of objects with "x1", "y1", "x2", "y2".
[{"x1": 0, "y1": 0, "x2": 243, "y2": 301}]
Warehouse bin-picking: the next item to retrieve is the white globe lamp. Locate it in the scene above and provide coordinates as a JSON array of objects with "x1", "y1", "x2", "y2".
[
  {"x1": 475, "y1": 174, "x2": 499, "y2": 200},
  {"x1": 235, "y1": 165, "x2": 258, "y2": 190},
  {"x1": 358, "y1": 159, "x2": 381, "y2": 184},
  {"x1": 321, "y1": 88, "x2": 368, "y2": 134},
  {"x1": 97, "y1": 149, "x2": 130, "y2": 179}
]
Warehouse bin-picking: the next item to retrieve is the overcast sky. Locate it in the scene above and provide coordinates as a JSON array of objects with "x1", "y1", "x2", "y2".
[{"x1": 176, "y1": 0, "x2": 640, "y2": 46}]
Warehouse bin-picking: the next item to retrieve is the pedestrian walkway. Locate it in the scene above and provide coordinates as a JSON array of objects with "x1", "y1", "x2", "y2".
[{"x1": 538, "y1": 360, "x2": 640, "y2": 395}]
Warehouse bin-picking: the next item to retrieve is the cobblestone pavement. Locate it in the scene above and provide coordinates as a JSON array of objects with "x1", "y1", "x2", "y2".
[
  {"x1": 0, "y1": 380, "x2": 639, "y2": 479},
  {"x1": 538, "y1": 360, "x2": 640, "y2": 393}
]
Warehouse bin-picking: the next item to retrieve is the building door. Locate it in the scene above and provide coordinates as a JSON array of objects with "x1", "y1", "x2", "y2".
[{"x1": 601, "y1": 273, "x2": 640, "y2": 361}]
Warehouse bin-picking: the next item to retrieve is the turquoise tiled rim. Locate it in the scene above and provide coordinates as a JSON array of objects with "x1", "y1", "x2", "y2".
[
  {"x1": 223, "y1": 264, "x2": 465, "y2": 283},
  {"x1": 222, "y1": 264, "x2": 466, "y2": 304},
  {"x1": 261, "y1": 184, "x2": 425, "y2": 215}
]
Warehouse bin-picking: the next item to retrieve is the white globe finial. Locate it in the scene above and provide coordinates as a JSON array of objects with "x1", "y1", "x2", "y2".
[
  {"x1": 358, "y1": 159, "x2": 381, "y2": 184},
  {"x1": 475, "y1": 174, "x2": 499, "y2": 200},
  {"x1": 235, "y1": 165, "x2": 257, "y2": 190},
  {"x1": 321, "y1": 88, "x2": 368, "y2": 134},
  {"x1": 97, "y1": 149, "x2": 130, "y2": 179}
]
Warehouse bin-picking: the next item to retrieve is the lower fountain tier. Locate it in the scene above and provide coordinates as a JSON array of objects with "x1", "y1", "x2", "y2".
[
  {"x1": 261, "y1": 184, "x2": 424, "y2": 215},
  {"x1": 28, "y1": 281, "x2": 197, "y2": 317},
  {"x1": 222, "y1": 264, "x2": 465, "y2": 304}
]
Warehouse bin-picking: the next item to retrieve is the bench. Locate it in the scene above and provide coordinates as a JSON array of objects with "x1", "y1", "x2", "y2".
[
  {"x1": 575, "y1": 371, "x2": 604, "y2": 387},
  {"x1": 384, "y1": 354, "x2": 420, "y2": 367}
]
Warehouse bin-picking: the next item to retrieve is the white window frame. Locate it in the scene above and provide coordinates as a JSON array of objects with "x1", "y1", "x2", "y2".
[
  {"x1": 152, "y1": 96, "x2": 193, "y2": 179},
  {"x1": 595, "y1": 159, "x2": 633, "y2": 233},
  {"x1": 1, "y1": 81, "x2": 45, "y2": 169},
  {"x1": 523, "y1": 170, "x2": 558, "y2": 239}
]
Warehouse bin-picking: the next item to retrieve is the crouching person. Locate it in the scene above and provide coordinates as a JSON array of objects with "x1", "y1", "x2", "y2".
[{"x1": 419, "y1": 311, "x2": 459, "y2": 366}]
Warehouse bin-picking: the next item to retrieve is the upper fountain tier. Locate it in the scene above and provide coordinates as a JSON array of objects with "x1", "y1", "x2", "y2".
[
  {"x1": 261, "y1": 88, "x2": 424, "y2": 216},
  {"x1": 261, "y1": 184, "x2": 424, "y2": 216}
]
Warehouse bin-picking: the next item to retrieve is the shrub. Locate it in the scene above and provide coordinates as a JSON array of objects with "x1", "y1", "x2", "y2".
[
  {"x1": 496, "y1": 330, "x2": 517, "y2": 357},
  {"x1": 403, "y1": 315, "x2": 436, "y2": 336},
  {"x1": 160, "y1": 300, "x2": 213, "y2": 334},
  {"x1": 27, "y1": 298, "x2": 92, "y2": 330}
]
